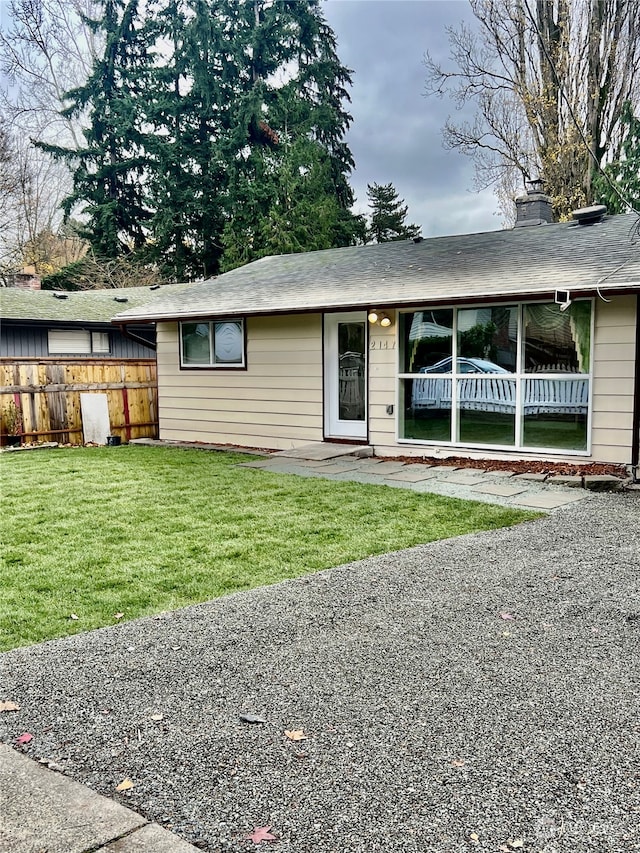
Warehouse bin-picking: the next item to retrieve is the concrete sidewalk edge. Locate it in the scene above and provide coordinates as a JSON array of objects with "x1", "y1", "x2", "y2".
[{"x1": 0, "y1": 744, "x2": 199, "y2": 853}]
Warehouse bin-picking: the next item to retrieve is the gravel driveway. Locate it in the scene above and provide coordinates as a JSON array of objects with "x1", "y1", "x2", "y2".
[{"x1": 1, "y1": 492, "x2": 639, "y2": 852}]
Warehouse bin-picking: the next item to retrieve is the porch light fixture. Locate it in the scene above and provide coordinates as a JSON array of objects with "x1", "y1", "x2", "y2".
[{"x1": 368, "y1": 310, "x2": 392, "y2": 327}]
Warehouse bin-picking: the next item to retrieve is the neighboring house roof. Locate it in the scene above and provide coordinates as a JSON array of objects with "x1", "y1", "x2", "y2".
[
  {"x1": 0, "y1": 284, "x2": 189, "y2": 325},
  {"x1": 113, "y1": 213, "x2": 640, "y2": 324}
]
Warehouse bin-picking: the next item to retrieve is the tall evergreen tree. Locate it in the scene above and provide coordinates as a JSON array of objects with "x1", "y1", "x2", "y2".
[
  {"x1": 46, "y1": 0, "x2": 361, "y2": 278},
  {"x1": 219, "y1": 0, "x2": 363, "y2": 270},
  {"x1": 366, "y1": 182, "x2": 420, "y2": 243},
  {"x1": 40, "y1": 0, "x2": 151, "y2": 257},
  {"x1": 142, "y1": 0, "x2": 228, "y2": 280}
]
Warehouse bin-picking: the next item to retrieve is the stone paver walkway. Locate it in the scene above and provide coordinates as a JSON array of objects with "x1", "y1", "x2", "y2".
[{"x1": 238, "y1": 443, "x2": 625, "y2": 511}]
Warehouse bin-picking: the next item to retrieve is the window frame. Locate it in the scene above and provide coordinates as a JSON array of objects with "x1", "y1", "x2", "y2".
[
  {"x1": 179, "y1": 319, "x2": 247, "y2": 370},
  {"x1": 48, "y1": 328, "x2": 111, "y2": 355},
  {"x1": 397, "y1": 299, "x2": 594, "y2": 456}
]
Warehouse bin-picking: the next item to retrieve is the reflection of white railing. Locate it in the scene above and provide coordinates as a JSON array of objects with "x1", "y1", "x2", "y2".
[
  {"x1": 411, "y1": 376, "x2": 589, "y2": 415},
  {"x1": 340, "y1": 367, "x2": 364, "y2": 410}
]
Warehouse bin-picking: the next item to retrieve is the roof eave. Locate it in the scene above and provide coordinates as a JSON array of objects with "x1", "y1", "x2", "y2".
[{"x1": 113, "y1": 280, "x2": 640, "y2": 325}]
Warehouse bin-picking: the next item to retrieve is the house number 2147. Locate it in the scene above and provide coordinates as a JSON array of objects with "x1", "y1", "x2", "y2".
[{"x1": 370, "y1": 338, "x2": 396, "y2": 350}]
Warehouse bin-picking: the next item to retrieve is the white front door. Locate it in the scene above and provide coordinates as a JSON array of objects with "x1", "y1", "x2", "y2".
[{"x1": 324, "y1": 312, "x2": 368, "y2": 440}]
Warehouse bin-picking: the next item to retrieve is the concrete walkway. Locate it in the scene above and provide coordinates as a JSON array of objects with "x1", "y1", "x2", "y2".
[
  {"x1": 0, "y1": 745, "x2": 200, "y2": 853},
  {"x1": 238, "y1": 443, "x2": 626, "y2": 511}
]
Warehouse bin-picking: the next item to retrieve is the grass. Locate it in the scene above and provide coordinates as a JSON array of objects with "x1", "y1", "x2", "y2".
[{"x1": 0, "y1": 446, "x2": 536, "y2": 651}]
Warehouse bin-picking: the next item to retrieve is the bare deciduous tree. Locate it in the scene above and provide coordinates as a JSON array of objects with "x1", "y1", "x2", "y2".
[
  {"x1": 1, "y1": 0, "x2": 102, "y2": 145},
  {"x1": 425, "y1": 0, "x2": 640, "y2": 220},
  {"x1": 0, "y1": 0, "x2": 99, "y2": 276}
]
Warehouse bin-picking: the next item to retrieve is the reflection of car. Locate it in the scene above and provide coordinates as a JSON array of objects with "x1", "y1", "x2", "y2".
[{"x1": 420, "y1": 357, "x2": 509, "y2": 374}]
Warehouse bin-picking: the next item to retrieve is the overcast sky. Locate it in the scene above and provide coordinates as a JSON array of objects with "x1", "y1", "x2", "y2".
[{"x1": 322, "y1": 0, "x2": 503, "y2": 237}]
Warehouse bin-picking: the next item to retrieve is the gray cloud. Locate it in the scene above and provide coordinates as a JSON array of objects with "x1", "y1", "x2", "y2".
[{"x1": 323, "y1": 0, "x2": 502, "y2": 236}]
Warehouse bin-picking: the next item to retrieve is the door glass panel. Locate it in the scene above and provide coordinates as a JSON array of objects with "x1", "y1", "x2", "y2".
[{"x1": 338, "y1": 322, "x2": 365, "y2": 421}]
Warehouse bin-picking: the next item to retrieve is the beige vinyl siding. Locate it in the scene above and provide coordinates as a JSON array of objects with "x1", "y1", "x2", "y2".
[
  {"x1": 156, "y1": 315, "x2": 323, "y2": 449},
  {"x1": 590, "y1": 295, "x2": 637, "y2": 463},
  {"x1": 368, "y1": 314, "x2": 397, "y2": 448}
]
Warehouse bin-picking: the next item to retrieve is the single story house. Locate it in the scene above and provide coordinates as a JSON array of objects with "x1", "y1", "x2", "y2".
[{"x1": 113, "y1": 199, "x2": 640, "y2": 472}]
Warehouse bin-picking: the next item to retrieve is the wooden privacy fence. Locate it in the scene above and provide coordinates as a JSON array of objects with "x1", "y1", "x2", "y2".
[{"x1": 0, "y1": 358, "x2": 158, "y2": 445}]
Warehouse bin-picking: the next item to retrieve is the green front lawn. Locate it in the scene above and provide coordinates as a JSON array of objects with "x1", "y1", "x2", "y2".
[{"x1": 0, "y1": 446, "x2": 535, "y2": 650}]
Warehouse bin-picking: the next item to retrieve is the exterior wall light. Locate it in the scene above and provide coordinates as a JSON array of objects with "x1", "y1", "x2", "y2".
[{"x1": 368, "y1": 310, "x2": 392, "y2": 327}]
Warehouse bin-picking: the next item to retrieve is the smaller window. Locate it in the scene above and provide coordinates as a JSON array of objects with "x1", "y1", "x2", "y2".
[
  {"x1": 180, "y1": 320, "x2": 245, "y2": 368},
  {"x1": 91, "y1": 331, "x2": 110, "y2": 353}
]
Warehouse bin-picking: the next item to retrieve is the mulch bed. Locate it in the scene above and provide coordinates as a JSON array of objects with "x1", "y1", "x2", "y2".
[{"x1": 386, "y1": 454, "x2": 629, "y2": 478}]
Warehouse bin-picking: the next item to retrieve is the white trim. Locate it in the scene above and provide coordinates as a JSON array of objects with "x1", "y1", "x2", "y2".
[{"x1": 323, "y1": 312, "x2": 368, "y2": 440}]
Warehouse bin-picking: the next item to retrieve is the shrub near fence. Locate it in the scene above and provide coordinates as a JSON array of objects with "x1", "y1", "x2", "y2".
[{"x1": 0, "y1": 358, "x2": 158, "y2": 445}]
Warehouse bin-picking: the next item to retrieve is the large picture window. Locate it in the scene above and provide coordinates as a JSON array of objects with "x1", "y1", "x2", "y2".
[
  {"x1": 399, "y1": 301, "x2": 592, "y2": 454},
  {"x1": 180, "y1": 320, "x2": 245, "y2": 368}
]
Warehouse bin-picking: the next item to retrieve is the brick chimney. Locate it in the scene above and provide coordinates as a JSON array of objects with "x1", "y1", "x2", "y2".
[
  {"x1": 514, "y1": 178, "x2": 554, "y2": 227},
  {"x1": 13, "y1": 266, "x2": 42, "y2": 289}
]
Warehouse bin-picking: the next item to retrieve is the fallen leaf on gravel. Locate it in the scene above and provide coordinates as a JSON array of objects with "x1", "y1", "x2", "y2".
[
  {"x1": 468, "y1": 832, "x2": 480, "y2": 844},
  {"x1": 451, "y1": 758, "x2": 466, "y2": 767},
  {"x1": 500, "y1": 612, "x2": 515, "y2": 620},
  {"x1": 115, "y1": 778, "x2": 134, "y2": 791},
  {"x1": 506, "y1": 839, "x2": 524, "y2": 849},
  {"x1": 284, "y1": 729, "x2": 307, "y2": 741},
  {"x1": 150, "y1": 713, "x2": 164, "y2": 721},
  {"x1": 113, "y1": 612, "x2": 125, "y2": 620},
  {"x1": 246, "y1": 826, "x2": 277, "y2": 843},
  {"x1": 16, "y1": 733, "x2": 32, "y2": 745},
  {"x1": 239, "y1": 712, "x2": 267, "y2": 724},
  {"x1": 0, "y1": 701, "x2": 20, "y2": 712},
  {"x1": 69, "y1": 613, "x2": 79, "y2": 620}
]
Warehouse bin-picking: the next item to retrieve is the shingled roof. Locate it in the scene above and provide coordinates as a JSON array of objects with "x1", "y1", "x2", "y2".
[
  {"x1": 1, "y1": 284, "x2": 189, "y2": 324},
  {"x1": 112, "y1": 213, "x2": 640, "y2": 324}
]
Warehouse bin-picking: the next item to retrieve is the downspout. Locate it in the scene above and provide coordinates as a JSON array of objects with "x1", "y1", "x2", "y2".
[
  {"x1": 117, "y1": 323, "x2": 156, "y2": 352},
  {"x1": 631, "y1": 294, "x2": 640, "y2": 482}
]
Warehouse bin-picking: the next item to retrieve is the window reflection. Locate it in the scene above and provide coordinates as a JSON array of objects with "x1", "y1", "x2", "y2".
[
  {"x1": 338, "y1": 322, "x2": 365, "y2": 421},
  {"x1": 399, "y1": 302, "x2": 592, "y2": 452},
  {"x1": 524, "y1": 302, "x2": 591, "y2": 373},
  {"x1": 457, "y1": 306, "x2": 517, "y2": 372},
  {"x1": 401, "y1": 309, "x2": 453, "y2": 373}
]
